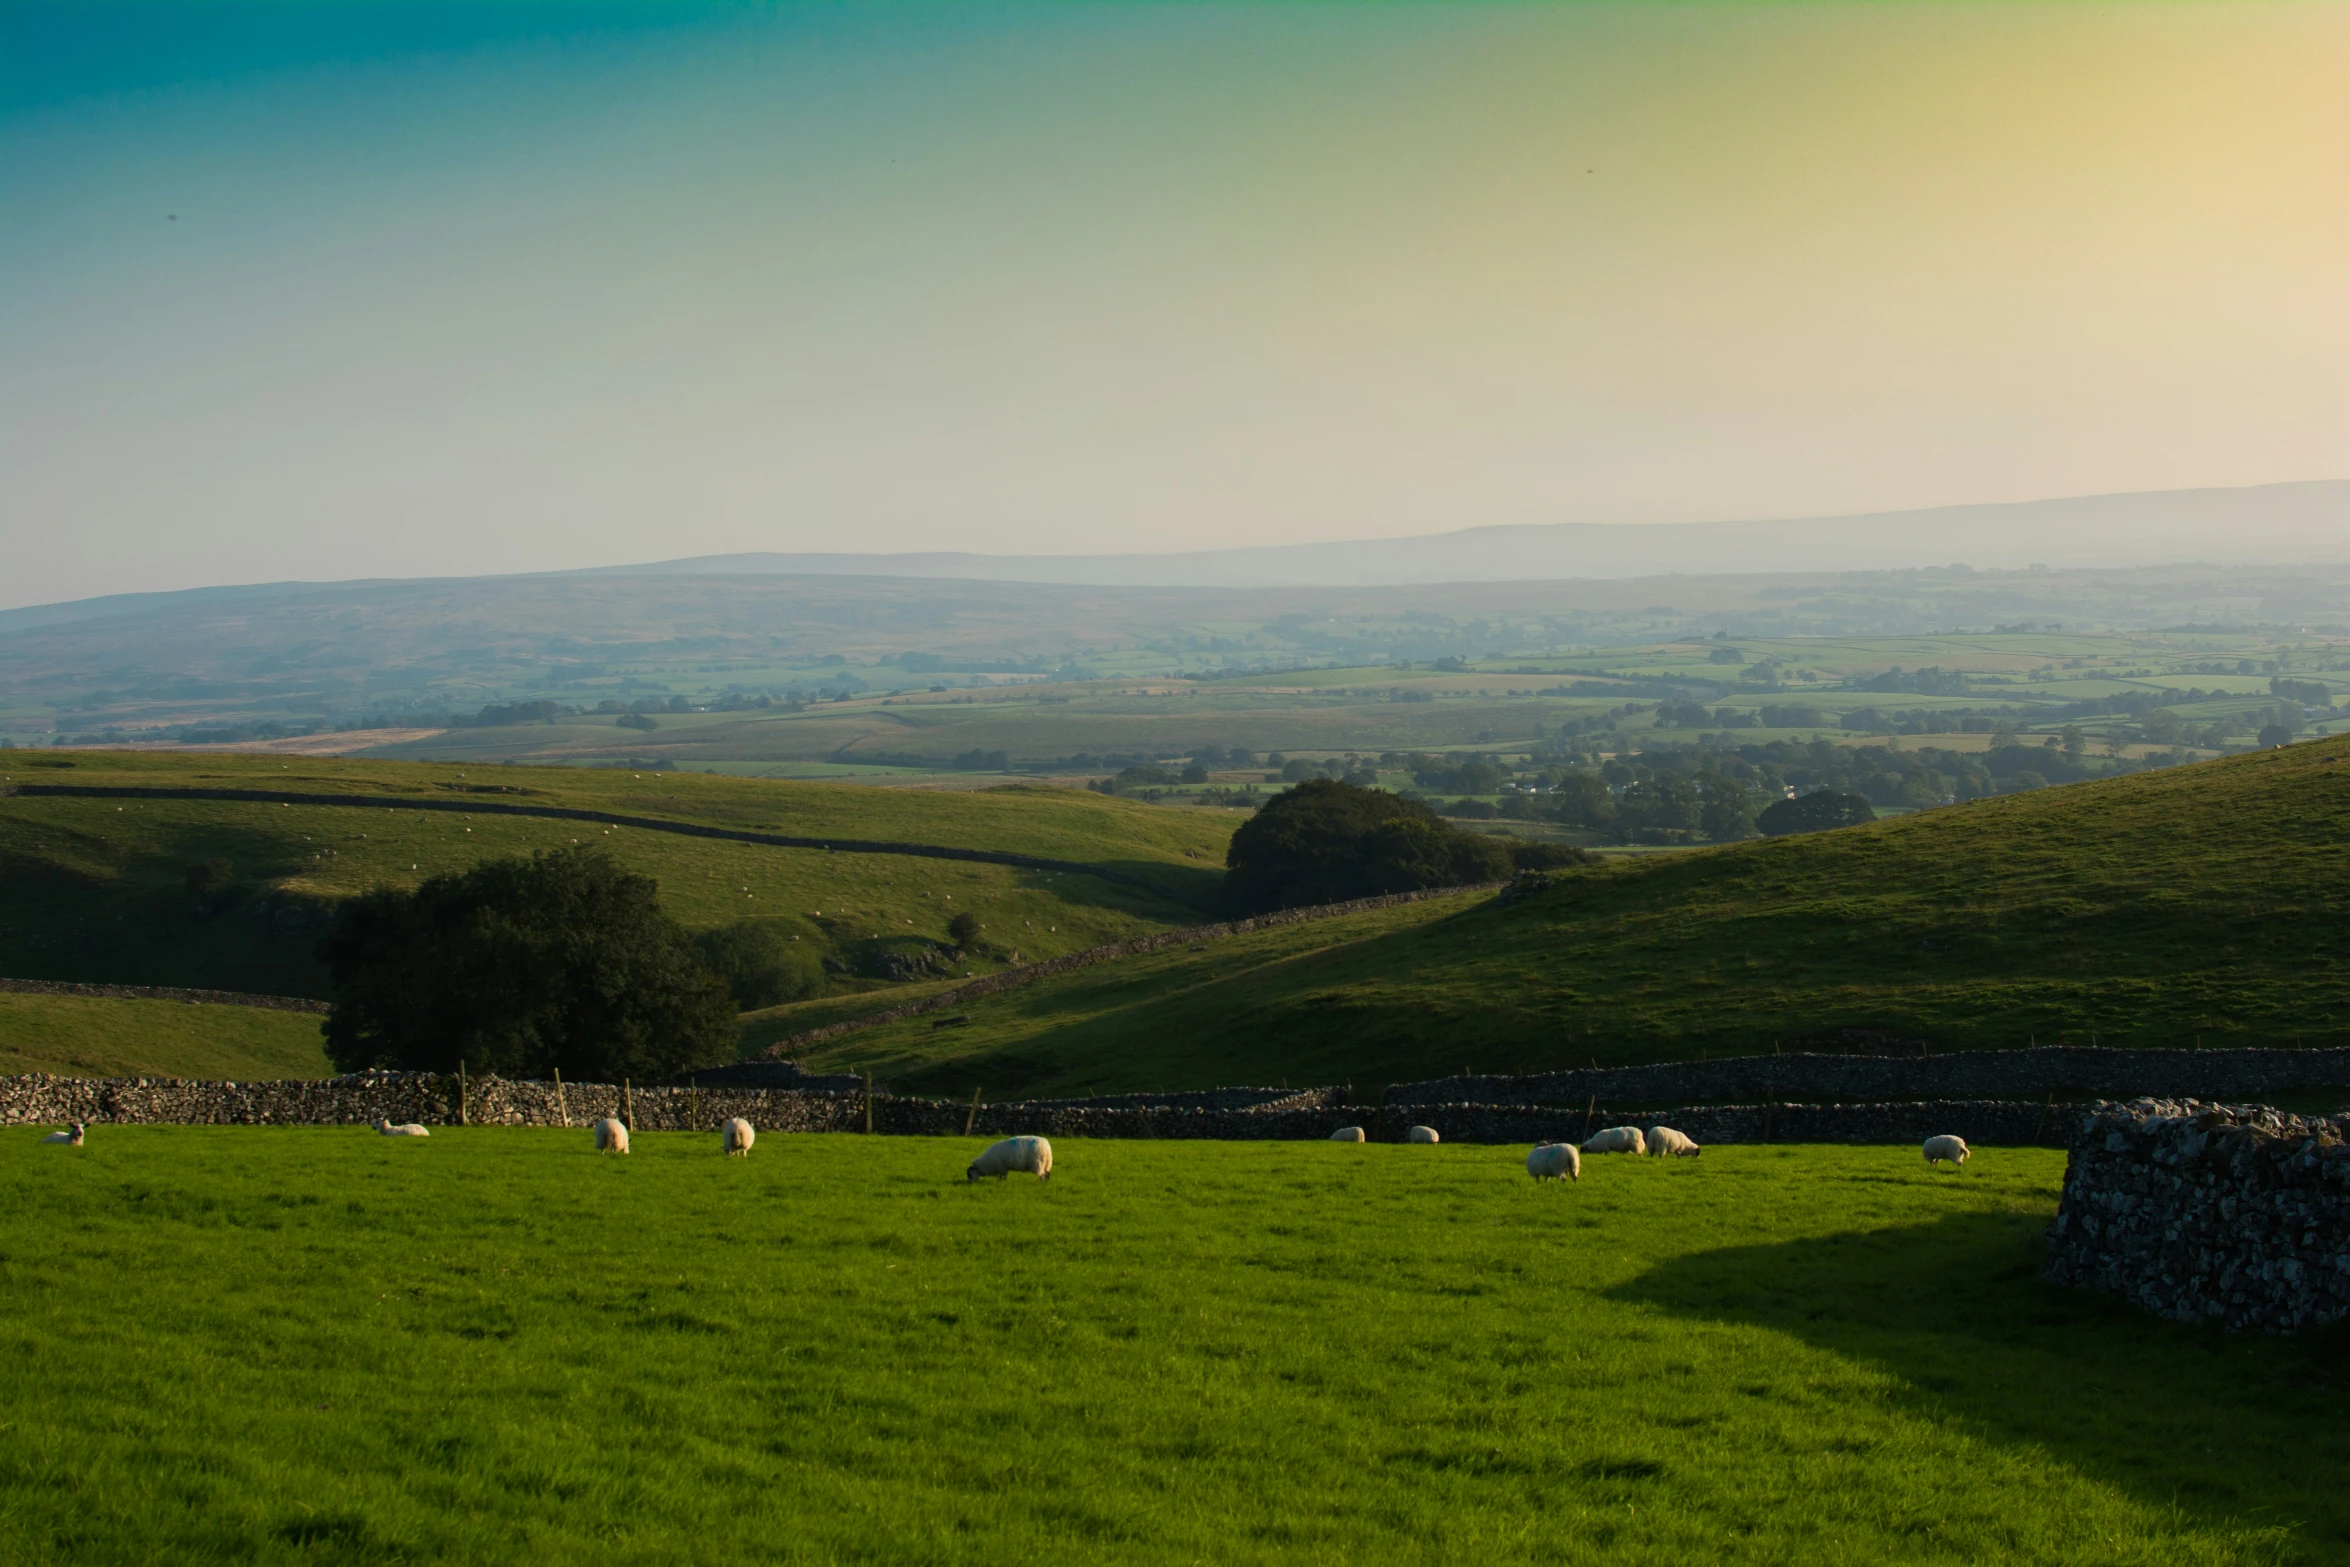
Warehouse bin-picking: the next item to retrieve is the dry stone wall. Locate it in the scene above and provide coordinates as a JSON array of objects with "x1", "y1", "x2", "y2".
[
  {"x1": 1391, "y1": 1046, "x2": 2350, "y2": 1109},
  {"x1": 2043, "y1": 1100, "x2": 2350, "y2": 1332}
]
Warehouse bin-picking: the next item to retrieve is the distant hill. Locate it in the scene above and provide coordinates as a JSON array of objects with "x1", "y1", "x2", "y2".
[
  {"x1": 577, "y1": 481, "x2": 2350, "y2": 588},
  {"x1": 792, "y1": 733, "x2": 2350, "y2": 1096}
]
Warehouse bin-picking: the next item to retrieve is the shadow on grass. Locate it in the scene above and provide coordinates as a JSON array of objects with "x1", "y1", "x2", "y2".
[{"x1": 1612, "y1": 1210, "x2": 2350, "y2": 1555}]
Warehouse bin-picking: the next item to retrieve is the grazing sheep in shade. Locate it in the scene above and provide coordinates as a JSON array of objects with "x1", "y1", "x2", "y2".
[
  {"x1": 1923, "y1": 1134, "x2": 1970, "y2": 1169},
  {"x1": 967, "y1": 1135, "x2": 1053, "y2": 1182},
  {"x1": 720, "y1": 1118, "x2": 756, "y2": 1157},
  {"x1": 1329, "y1": 1126, "x2": 1367, "y2": 1142},
  {"x1": 41, "y1": 1123, "x2": 85, "y2": 1146},
  {"x1": 594, "y1": 1118, "x2": 629, "y2": 1155},
  {"x1": 1582, "y1": 1126, "x2": 1646, "y2": 1156},
  {"x1": 375, "y1": 1118, "x2": 429, "y2": 1137},
  {"x1": 1526, "y1": 1142, "x2": 1580, "y2": 1182},
  {"x1": 1406, "y1": 1125, "x2": 1441, "y2": 1144},
  {"x1": 1645, "y1": 1125, "x2": 1701, "y2": 1158}
]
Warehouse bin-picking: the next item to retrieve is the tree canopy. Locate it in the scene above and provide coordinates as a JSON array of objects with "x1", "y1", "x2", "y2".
[
  {"x1": 692, "y1": 918, "x2": 824, "y2": 1012},
  {"x1": 1222, "y1": 779, "x2": 1513, "y2": 914},
  {"x1": 317, "y1": 847, "x2": 737, "y2": 1081},
  {"x1": 1755, "y1": 789, "x2": 1877, "y2": 837}
]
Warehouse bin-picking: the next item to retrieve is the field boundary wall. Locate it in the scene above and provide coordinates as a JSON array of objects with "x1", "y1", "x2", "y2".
[
  {"x1": 2044, "y1": 1100, "x2": 2350, "y2": 1332},
  {"x1": 1390, "y1": 1047, "x2": 2350, "y2": 1109},
  {"x1": 0, "y1": 783, "x2": 1193, "y2": 905},
  {"x1": 0, "y1": 977, "x2": 331, "y2": 1014},
  {"x1": 755, "y1": 883, "x2": 1502, "y2": 1050},
  {"x1": 1, "y1": 1071, "x2": 2079, "y2": 1146}
]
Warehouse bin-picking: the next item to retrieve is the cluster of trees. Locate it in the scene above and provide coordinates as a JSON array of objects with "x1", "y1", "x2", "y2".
[
  {"x1": 318, "y1": 848, "x2": 821, "y2": 1079},
  {"x1": 1222, "y1": 781, "x2": 1522, "y2": 913}
]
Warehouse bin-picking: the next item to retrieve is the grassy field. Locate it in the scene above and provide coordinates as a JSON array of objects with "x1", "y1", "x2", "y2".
[
  {"x1": 0, "y1": 991, "x2": 331, "y2": 1080},
  {"x1": 0, "y1": 752, "x2": 1232, "y2": 1002},
  {"x1": 805, "y1": 735, "x2": 2350, "y2": 1095},
  {"x1": 4, "y1": 1129, "x2": 2344, "y2": 1565}
]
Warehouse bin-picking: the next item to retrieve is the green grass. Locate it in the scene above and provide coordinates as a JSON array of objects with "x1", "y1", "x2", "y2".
[
  {"x1": 0, "y1": 752, "x2": 1232, "y2": 1004},
  {"x1": 809, "y1": 736, "x2": 2350, "y2": 1095},
  {"x1": 4, "y1": 1131, "x2": 2344, "y2": 1564},
  {"x1": 0, "y1": 991, "x2": 332, "y2": 1079}
]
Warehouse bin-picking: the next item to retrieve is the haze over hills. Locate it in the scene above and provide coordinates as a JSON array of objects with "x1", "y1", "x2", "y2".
[{"x1": 575, "y1": 482, "x2": 2350, "y2": 589}]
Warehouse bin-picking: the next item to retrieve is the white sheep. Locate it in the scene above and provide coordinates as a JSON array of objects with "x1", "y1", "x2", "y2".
[
  {"x1": 1406, "y1": 1125, "x2": 1441, "y2": 1144},
  {"x1": 1526, "y1": 1142, "x2": 1580, "y2": 1182},
  {"x1": 40, "y1": 1123, "x2": 85, "y2": 1146},
  {"x1": 1582, "y1": 1125, "x2": 1646, "y2": 1156},
  {"x1": 375, "y1": 1118, "x2": 430, "y2": 1137},
  {"x1": 1329, "y1": 1126, "x2": 1367, "y2": 1142},
  {"x1": 967, "y1": 1135, "x2": 1053, "y2": 1182},
  {"x1": 594, "y1": 1118, "x2": 630, "y2": 1155},
  {"x1": 720, "y1": 1118, "x2": 756, "y2": 1157},
  {"x1": 1645, "y1": 1125, "x2": 1701, "y2": 1158},
  {"x1": 1923, "y1": 1134, "x2": 1970, "y2": 1169}
]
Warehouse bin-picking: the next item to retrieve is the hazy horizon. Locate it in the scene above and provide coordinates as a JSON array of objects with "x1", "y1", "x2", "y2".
[{"x1": 7, "y1": 2, "x2": 2347, "y2": 609}]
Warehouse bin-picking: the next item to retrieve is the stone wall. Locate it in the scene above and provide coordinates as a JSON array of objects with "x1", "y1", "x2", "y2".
[
  {"x1": 2042, "y1": 1100, "x2": 2350, "y2": 1332},
  {"x1": 0, "y1": 1070, "x2": 2073, "y2": 1147},
  {"x1": 1389, "y1": 1046, "x2": 2350, "y2": 1109},
  {"x1": 0, "y1": 977, "x2": 330, "y2": 1014}
]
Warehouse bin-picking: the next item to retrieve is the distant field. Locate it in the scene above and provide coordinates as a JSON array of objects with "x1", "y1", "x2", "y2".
[
  {"x1": 5, "y1": 1130, "x2": 2342, "y2": 1565},
  {"x1": 0, "y1": 991, "x2": 331, "y2": 1080},
  {"x1": 806, "y1": 736, "x2": 2350, "y2": 1095},
  {"x1": 0, "y1": 752, "x2": 1231, "y2": 1001}
]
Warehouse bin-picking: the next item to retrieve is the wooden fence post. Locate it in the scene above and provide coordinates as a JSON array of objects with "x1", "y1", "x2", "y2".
[
  {"x1": 864, "y1": 1070, "x2": 875, "y2": 1135},
  {"x1": 553, "y1": 1067, "x2": 568, "y2": 1128},
  {"x1": 1581, "y1": 1095, "x2": 1596, "y2": 1143},
  {"x1": 458, "y1": 1060, "x2": 469, "y2": 1127},
  {"x1": 623, "y1": 1078, "x2": 634, "y2": 1135},
  {"x1": 964, "y1": 1084, "x2": 983, "y2": 1137}
]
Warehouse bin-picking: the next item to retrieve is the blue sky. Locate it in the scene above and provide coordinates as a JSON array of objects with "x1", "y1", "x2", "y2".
[{"x1": 4, "y1": 2, "x2": 2345, "y2": 608}]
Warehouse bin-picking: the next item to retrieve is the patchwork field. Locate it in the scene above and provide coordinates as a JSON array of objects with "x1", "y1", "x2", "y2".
[{"x1": 3, "y1": 1130, "x2": 2343, "y2": 1565}]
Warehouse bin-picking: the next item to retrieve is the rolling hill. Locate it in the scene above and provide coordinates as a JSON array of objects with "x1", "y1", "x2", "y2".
[
  {"x1": 0, "y1": 752, "x2": 1233, "y2": 1018},
  {"x1": 787, "y1": 735, "x2": 2350, "y2": 1097}
]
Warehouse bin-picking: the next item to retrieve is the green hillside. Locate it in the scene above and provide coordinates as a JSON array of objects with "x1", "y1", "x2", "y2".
[
  {"x1": 0, "y1": 752, "x2": 1233, "y2": 1008},
  {"x1": 0, "y1": 992, "x2": 333, "y2": 1081},
  {"x1": 799, "y1": 735, "x2": 2350, "y2": 1096}
]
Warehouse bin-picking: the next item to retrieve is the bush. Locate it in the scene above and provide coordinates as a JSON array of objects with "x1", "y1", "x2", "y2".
[
  {"x1": 1755, "y1": 790, "x2": 1876, "y2": 837},
  {"x1": 1508, "y1": 842, "x2": 1599, "y2": 873},
  {"x1": 317, "y1": 847, "x2": 736, "y2": 1080},
  {"x1": 692, "y1": 919, "x2": 825, "y2": 1011},
  {"x1": 1223, "y1": 780, "x2": 1513, "y2": 914},
  {"x1": 616, "y1": 713, "x2": 659, "y2": 731}
]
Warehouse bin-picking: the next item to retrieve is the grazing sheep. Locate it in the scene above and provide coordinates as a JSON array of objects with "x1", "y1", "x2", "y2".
[
  {"x1": 41, "y1": 1123, "x2": 85, "y2": 1146},
  {"x1": 1582, "y1": 1125, "x2": 1646, "y2": 1156},
  {"x1": 720, "y1": 1118, "x2": 756, "y2": 1157},
  {"x1": 1526, "y1": 1142, "x2": 1580, "y2": 1182},
  {"x1": 1923, "y1": 1134, "x2": 1970, "y2": 1169},
  {"x1": 594, "y1": 1118, "x2": 629, "y2": 1155},
  {"x1": 375, "y1": 1118, "x2": 430, "y2": 1137},
  {"x1": 967, "y1": 1135, "x2": 1053, "y2": 1182},
  {"x1": 1329, "y1": 1126, "x2": 1367, "y2": 1142},
  {"x1": 1645, "y1": 1125, "x2": 1701, "y2": 1158},
  {"x1": 1406, "y1": 1125, "x2": 1441, "y2": 1144}
]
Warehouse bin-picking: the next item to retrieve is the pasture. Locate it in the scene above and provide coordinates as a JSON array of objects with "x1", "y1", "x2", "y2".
[
  {"x1": 3, "y1": 1131, "x2": 2343, "y2": 1564},
  {"x1": 0, "y1": 991, "x2": 330, "y2": 1081}
]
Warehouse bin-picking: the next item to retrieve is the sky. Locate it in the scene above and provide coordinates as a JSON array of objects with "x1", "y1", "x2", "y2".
[{"x1": 3, "y1": 1, "x2": 2347, "y2": 609}]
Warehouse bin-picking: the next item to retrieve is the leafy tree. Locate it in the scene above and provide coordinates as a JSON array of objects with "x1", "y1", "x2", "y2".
[
  {"x1": 692, "y1": 919, "x2": 824, "y2": 1011},
  {"x1": 1223, "y1": 779, "x2": 1512, "y2": 914},
  {"x1": 317, "y1": 847, "x2": 735, "y2": 1080},
  {"x1": 2257, "y1": 722, "x2": 2295, "y2": 747},
  {"x1": 1755, "y1": 790, "x2": 1876, "y2": 837},
  {"x1": 1508, "y1": 842, "x2": 1599, "y2": 872},
  {"x1": 947, "y1": 911, "x2": 982, "y2": 950}
]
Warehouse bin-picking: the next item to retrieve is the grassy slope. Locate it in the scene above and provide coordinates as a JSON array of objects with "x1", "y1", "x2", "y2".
[
  {"x1": 811, "y1": 736, "x2": 2350, "y2": 1095},
  {"x1": 4, "y1": 1132, "x2": 2342, "y2": 1566},
  {"x1": 0, "y1": 752, "x2": 1233, "y2": 1007},
  {"x1": 0, "y1": 992, "x2": 332, "y2": 1080}
]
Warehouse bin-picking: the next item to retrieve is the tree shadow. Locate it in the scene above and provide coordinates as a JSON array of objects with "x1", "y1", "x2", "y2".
[{"x1": 1611, "y1": 1211, "x2": 2350, "y2": 1553}]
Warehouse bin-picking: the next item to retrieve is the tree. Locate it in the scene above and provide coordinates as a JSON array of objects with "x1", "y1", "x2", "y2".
[
  {"x1": 1222, "y1": 779, "x2": 1512, "y2": 914},
  {"x1": 317, "y1": 847, "x2": 735, "y2": 1080},
  {"x1": 947, "y1": 911, "x2": 982, "y2": 950},
  {"x1": 692, "y1": 919, "x2": 824, "y2": 1011},
  {"x1": 1755, "y1": 790, "x2": 1876, "y2": 837}
]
